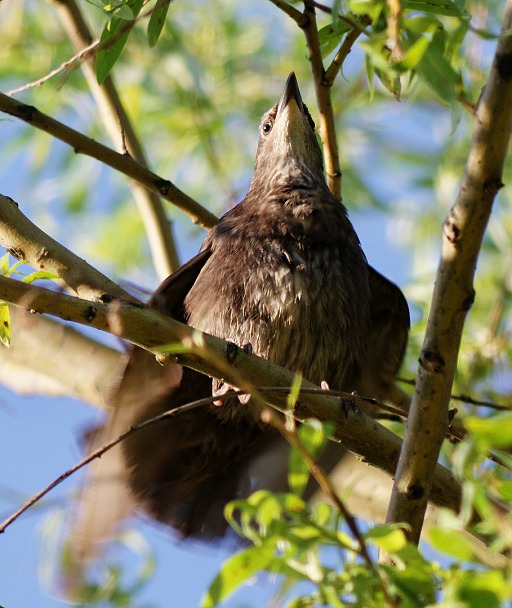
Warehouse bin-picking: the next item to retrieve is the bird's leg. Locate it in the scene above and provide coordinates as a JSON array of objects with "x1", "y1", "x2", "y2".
[{"x1": 213, "y1": 341, "x2": 254, "y2": 406}]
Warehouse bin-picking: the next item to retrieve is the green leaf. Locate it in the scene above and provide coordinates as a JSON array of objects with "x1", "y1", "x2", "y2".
[
  {"x1": 147, "y1": 0, "x2": 173, "y2": 47},
  {"x1": 366, "y1": 525, "x2": 408, "y2": 553},
  {"x1": 464, "y1": 414, "x2": 512, "y2": 449},
  {"x1": 201, "y1": 542, "x2": 277, "y2": 608},
  {"x1": 21, "y1": 271, "x2": 59, "y2": 284},
  {"x1": 96, "y1": 0, "x2": 144, "y2": 84},
  {"x1": 429, "y1": 527, "x2": 476, "y2": 561},
  {"x1": 416, "y1": 29, "x2": 462, "y2": 105},
  {"x1": 375, "y1": 67, "x2": 401, "y2": 99},
  {"x1": 0, "y1": 304, "x2": 11, "y2": 347},
  {"x1": 287, "y1": 372, "x2": 303, "y2": 410},
  {"x1": 403, "y1": 0, "x2": 464, "y2": 17},
  {"x1": 317, "y1": 21, "x2": 352, "y2": 58},
  {"x1": 0, "y1": 252, "x2": 9, "y2": 276},
  {"x1": 289, "y1": 419, "x2": 330, "y2": 496}
]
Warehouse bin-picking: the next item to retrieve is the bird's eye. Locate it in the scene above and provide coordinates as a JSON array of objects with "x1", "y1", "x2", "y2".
[{"x1": 262, "y1": 121, "x2": 273, "y2": 134}]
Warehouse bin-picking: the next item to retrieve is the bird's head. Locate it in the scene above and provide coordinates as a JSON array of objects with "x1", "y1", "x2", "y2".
[{"x1": 251, "y1": 73, "x2": 325, "y2": 191}]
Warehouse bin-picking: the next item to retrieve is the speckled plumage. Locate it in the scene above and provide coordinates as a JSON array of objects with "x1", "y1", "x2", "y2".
[{"x1": 73, "y1": 75, "x2": 409, "y2": 550}]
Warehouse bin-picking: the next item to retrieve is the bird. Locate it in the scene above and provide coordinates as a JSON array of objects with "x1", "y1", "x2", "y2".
[{"x1": 70, "y1": 73, "x2": 410, "y2": 559}]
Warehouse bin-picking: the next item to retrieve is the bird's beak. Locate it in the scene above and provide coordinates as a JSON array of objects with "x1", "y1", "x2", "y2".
[{"x1": 277, "y1": 72, "x2": 305, "y2": 117}]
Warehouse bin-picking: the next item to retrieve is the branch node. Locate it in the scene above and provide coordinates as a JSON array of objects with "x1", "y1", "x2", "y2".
[
  {"x1": 496, "y1": 52, "x2": 512, "y2": 80},
  {"x1": 443, "y1": 214, "x2": 461, "y2": 244},
  {"x1": 419, "y1": 350, "x2": 445, "y2": 373},
  {"x1": 406, "y1": 484, "x2": 425, "y2": 501},
  {"x1": 6, "y1": 246, "x2": 25, "y2": 260},
  {"x1": 483, "y1": 177, "x2": 504, "y2": 194},
  {"x1": 462, "y1": 288, "x2": 475, "y2": 311},
  {"x1": 85, "y1": 305, "x2": 98, "y2": 322},
  {"x1": 36, "y1": 247, "x2": 49, "y2": 265},
  {"x1": 226, "y1": 341, "x2": 240, "y2": 364}
]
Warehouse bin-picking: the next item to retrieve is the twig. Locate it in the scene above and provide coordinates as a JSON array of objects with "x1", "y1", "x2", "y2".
[
  {"x1": 0, "y1": 273, "x2": 463, "y2": 516},
  {"x1": 302, "y1": 1, "x2": 342, "y2": 198},
  {"x1": 0, "y1": 395, "x2": 213, "y2": 534},
  {"x1": 6, "y1": 40, "x2": 99, "y2": 96},
  {"x1": 0, "y1": 193, "x2": 138, "y2": 303},
  {"x1": 386, "y1": 0, "x2": 403, "y2": 61},
  {"x1": 0, "y1": 94, "x2": 218, "y2": 230},
  {"x1": 397, "y1": 377, "x2": 511, "y2": 411},
  {"x1": 52, "y1": 0, "x2": 180, "y2": 278},
  {"x1": 324, "y1": 25, "x2": 366, "y2": 86},
  {"x1": 386, "y1": 1, "x2": 512, "y2": 544},
  {"x1": 267, "y1": 0, "x2": 307, "y2": 26}
]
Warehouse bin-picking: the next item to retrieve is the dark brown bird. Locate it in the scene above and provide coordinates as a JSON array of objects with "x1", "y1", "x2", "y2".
[{"x1": 72, "y1": 73, "x2": 409, "y2": 557}]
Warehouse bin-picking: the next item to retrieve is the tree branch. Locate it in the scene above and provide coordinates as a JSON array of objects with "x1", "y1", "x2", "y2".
[
  {"x1": 0, "y1": 94, "x2": 218, "y2": 230},
  {"x1": 51, "y1": 0, "x2": 180, "y2": 278},
  {"x1": 0, "y1": 274, "x2": 462, "y2": 516},
  {"x1": 324, "y1": 23, "x2": 367, "y2": 87},
  {"x1": 0, "y1": 194, "x2": 138, "y2": 302},
  {"x1": 0, "y1": 307, "x2": 120, "y2": 408},
  {"x1": 302, "y1": 1, "x2": 342, "y2": 197},
  {"x1": 386, "y1": 2, "x2": 512, "y2": 544}
]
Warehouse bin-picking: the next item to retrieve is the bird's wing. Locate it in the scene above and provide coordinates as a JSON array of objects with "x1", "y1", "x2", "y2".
[
  {"x1": 150, "y1": 247, "x2": 212, "y2": 318},
  {"x1": 356, "y1": 266, "x2": 410, "y2": 402}
]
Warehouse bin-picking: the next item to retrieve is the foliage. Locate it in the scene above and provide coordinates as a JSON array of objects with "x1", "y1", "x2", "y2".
[{"x1": 1, "y1": 0, "x2": 512, "y2": 606}]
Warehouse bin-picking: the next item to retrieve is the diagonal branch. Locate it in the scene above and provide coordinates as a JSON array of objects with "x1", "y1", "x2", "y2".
[
  {"x1": 0, "y1": 94, "x2": 218, "y2": 230},
  {"x1": 268, "y1": 0, "x2": 342, "y2": 198},
  {"x1": 0, "y1": 194, "x2": 138, "y2": 302},
  {"x1": 301, "y1": 1, "x2": 342, "y2": 197},
  {"x1": 0, "y1": 273, "x2": 463, "y2": 517},
  {"x1": 386, "y1": 1, "x2": 512, "y2": 544},
  {"x1": 51, "y1": 0, "x2": 180, "y2": 278}
]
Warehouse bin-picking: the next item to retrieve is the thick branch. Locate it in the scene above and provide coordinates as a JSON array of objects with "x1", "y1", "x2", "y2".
[
  {"x1": 0, "y1": 274, "x2": 462, "y2": 515},
  {"x1": 51, "y1": 0, "x2": 179, "y2": 278},
  {"x1": 0, "y1": 307, "x2": 120, "y2": 408},
  {"x1": 302, "y1": 1, "x2": 342, "y2": 197},
  {"x1": 0, "y1": 194, "x2": 139, "y2": 302},
  {"x1": 0, "y1": 94, "x2": 218, "y2": 230},
  {"x1": 386, "y1": 2, "x2": 512, "y2": 543}
]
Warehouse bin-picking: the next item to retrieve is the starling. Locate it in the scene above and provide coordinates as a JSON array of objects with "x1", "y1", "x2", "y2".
[{"x1": 73, "y1": 73, "x2": 409, "y2": 553}]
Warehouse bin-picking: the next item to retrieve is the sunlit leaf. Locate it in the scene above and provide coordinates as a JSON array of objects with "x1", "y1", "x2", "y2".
[
  {"x1": 403, "y1": 0, "x2": 465, "y2": 17},
  {"x1": 465, "y1": 414, "x2": 512, "y2": 449},
  {"x1": 201, "y1": 542, "x2": 277, "y2": 608},
  {"x1": 96, "y1": 0, "x2": 144, "y2": 84},
  {"x1": 289, "y1": 419, "x2": 330, "y2": 496},
  {"x1": 429, "y1": 527, "x2": 476, "y2": 561},
  {"x1": 366, "y1": 524, "x2": 408, "y2": 552},
  {"x1": 317, "y1": 21, "x2": 352, "y2": 58},
  {"x1": 21, "y1": 271, "x2": 59, "y2": 284}
]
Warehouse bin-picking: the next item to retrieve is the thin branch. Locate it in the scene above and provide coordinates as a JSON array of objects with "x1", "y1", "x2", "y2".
[
  {"x1": 0, "y1": 94, "x2": 218, "y2": 230},
  {"x1": 0, "y1": 395, "x2": 213, "y2": 534},
  {"x1": 302, "y1": 1, "x2": 342, "y2": 197},
  {"x1": 398, "y1": 377, "x2": 511, "y2": 411},
  {"x1": 0, "y1": 194, "x2": 138, "y2": 302},
  {"x1": 386, "y1": 2, "x2": 512, "y2": 544},
  {"x1": 52, "y1": 0, "x2": 180, "y2": 278},
  {"x1": 386, "y1": 0, "x2": 404, "y2": 61},
  {"x1": 324, "y1": 18, "x2": 371, "y2": 86},
  {"x1": 0, "y1": 274, "x2": 463, "y2": 517},
  {"x1": 267, "y1": 0, "x2": 308, "y2": 26},
  {"x1": 6, "y1": 40, "x2": 99, "y2": 96}
]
